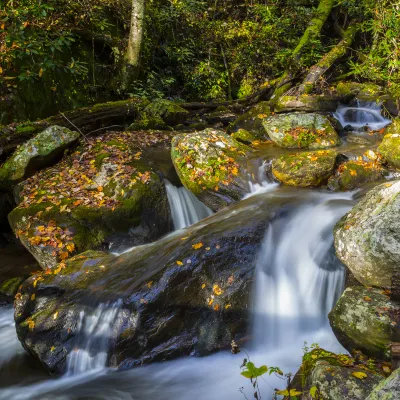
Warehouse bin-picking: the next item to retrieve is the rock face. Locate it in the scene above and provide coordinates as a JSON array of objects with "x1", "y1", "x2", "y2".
[
  {"x1": 299, "y1": 348, "x2": 385, "y2": 400},
  {"x1": 334, "y1": 180, "x2": 400, "y2": 287},
  {"x1": 227, "y1": 102, "x2": 271, "y2": 139},
  {"x1": 171, "y1": 129, "x2": 252, "y2": 210},
  {"x1": 8, "y1": 131, "x2": 172, "y2": 269},
  {"x1": 274, "y1": 95, "x2": 339, "y2": 113},
  {"x1": 0, "y1": 126, "x2": 79, "y2": 190},
  {"x1": 272, "y1": 150, "x2": 337, "y2": 187},
  {"x1": 329, "y1": 286, "x2": 400, "y2": 360},
  {"x1": 378, "y1": 130, "x2": 400, "y2": 169},
  {"x1": 13, "y1": 192, "x2": 292, "y2": 374},
  {"x1": 262, "y1": 112, "x2": 340, "y2": 149},
  {"x1": 366, "y1": 368, "x2": 400, "y2": 400},
  {"x1": 328, "y1": 160, "x2": 385, "y2": 191}
]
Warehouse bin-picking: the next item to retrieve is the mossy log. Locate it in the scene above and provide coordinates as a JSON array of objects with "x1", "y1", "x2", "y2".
[{"x1": 298, "y1": 23, "x2": 360, "y2": 94}]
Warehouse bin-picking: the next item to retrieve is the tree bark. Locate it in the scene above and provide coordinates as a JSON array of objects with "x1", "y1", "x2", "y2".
[{"x1": 298, "y1": 23, "x2": 359, "y2": 94}]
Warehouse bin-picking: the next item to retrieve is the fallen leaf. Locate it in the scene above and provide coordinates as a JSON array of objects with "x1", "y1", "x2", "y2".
[
  {"x1": 192, "y1": 242, "x2": 203, "y2": 250},
  {"x1": 352, "y1": 371, "x2": 367, "y2": 379},
  {"x1": 31, "y1": 293, "x2": 36, "y2": 301},
  {"x1": 176, "y1": 260, "x2": 183, "y2": 266}
]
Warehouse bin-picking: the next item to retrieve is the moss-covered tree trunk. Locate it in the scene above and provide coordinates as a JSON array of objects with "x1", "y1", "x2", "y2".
[{"x1": 298, "y1": 23, "x2": 360, "y2": 94}]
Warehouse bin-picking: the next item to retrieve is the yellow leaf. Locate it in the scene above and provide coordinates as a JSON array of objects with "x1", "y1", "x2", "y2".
[
  {"x1": 208, "y1": 298, "x2": 214, "y2": 306},
  {"x1": 176, "y1": 260, "x2": 183, "y2": 266},
  {"x1": 350, "y1": 169, "x2": 357, "y2": 176},
  {"x1": 225, "y1": 304, "x2": 231, "y2": 309},
  {"x1": 50, "y1": 346, "x2": 56, "y2": 352},
  {"x1": 31, "y1": 293, "x2": 36, "y2": 301},
  {"x1": 192, "y1": 242, "x2": 203, "y2": 250},
  {"x1": 309, "y1": 386, "x2": 318, "y2": 398},
  {"x1": 27, "y1": 319, "x2": 35, "y2": 330},
  {"x1": 275, "y1": 389, "x2": 302, "y2": 396},
  {"x1": 0, "y1": 66, "x2": 2, "y2": 74},
  {"x1": 213, "y1": 284, "x2": 223, "y2": 296},
  {"x1": 66, "y1": 243, "x2": 75, "y2": 253},
  {"x1": 352, "y1": 371, "x2": 367, "y2": 379},
  {"x1": 146, "y1": 281, "x2": 153, "y2": 288},
  {"x1": 201, "y1": 283, "x2": 206, "y2": 289},
  {"x1": 364, "y1": 296, "x2": 372, "y2": 302},
  {"x1": 99, "y1": 265, "x2": 106, "y2": 269},
  {"x1": 39, "y1": 68, "x2": 43, "y2": 78},
  {"x1": 53, "y1": 311, "x2": 59, "y2": 320}
]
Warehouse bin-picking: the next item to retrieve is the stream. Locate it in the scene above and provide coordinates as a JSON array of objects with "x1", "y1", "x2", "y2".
[{"x1": 0, "y1": 102, "x2": 390, "y2": 399}]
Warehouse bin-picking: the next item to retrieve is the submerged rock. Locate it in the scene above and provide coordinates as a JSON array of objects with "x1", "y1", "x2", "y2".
[
  {"x1": 8, "y1": 131, "x2": 171, "y2": 269},
  {"x1": 14, "y1": 192, "x2": 292, "y2": 374},
  {"x1": 262, "y1": 112, "x2": 339, "y2": 149},
  {"x1": 272, "y1": 150, "x2": 337, "y2": 187},
  {"x1": 298, "y1": 348, "x2": 385, "y2": 400},
  {"x1": 328, "y1": 160, "x2": 385, "y2": 191},
  {"x1": 0, "y1": 126, "x2": 79, "y2": 190},
  {"x1": 378, "y1": 122, "x2": 400, "y2": 169},
  {"x1": 329, "y1": 286, "x2": 400, "y2": 360},
  {"x1": 366, "y1": 368, "x2": 400, "y2": 400},
  {"x1": 171, "y1": 129, "x2": 252, "y2": 210},
  {"x1": 334, "y1": 180, "x2": 400, "y2": 287}
]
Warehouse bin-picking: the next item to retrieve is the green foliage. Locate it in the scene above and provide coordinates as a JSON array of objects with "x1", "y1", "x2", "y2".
[{"x1": 241, "y1": 362, "x2": 268, "y2": 379}]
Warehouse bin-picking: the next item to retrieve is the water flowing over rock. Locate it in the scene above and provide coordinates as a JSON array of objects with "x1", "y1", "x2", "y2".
[
  {"x1": 171, "y1": 128, "x2": 252, "y2": 210},
  {"x1": 329, "y1": 286, "x2": 400, "y2": 360},
  {"x1": 271, "y1": 150, "x2": 337, "y2": 187},
  {"x1": 0, "y1": 126, "x2": 79, "y2": 190},
  {"x1": 334, "y1": 180, "x2": 400, "y2": 287},
  {"x1": 262, "y1": 112, "x2": 340, "y2": 149}
]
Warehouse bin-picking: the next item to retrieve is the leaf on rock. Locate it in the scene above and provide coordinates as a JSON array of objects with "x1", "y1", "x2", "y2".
[{"x1": 352, "y1": 371, "x2": 367, "y2": 379}]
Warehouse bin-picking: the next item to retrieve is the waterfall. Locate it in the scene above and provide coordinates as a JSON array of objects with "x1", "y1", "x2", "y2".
[
  {"x1": 66, "y1": 300, "x2": 122, "y2": 375},
  {"x1": 333, "y1": 100, "x2": 391, "y2": 131},
  {"x1": 253, "y1": 193, "x2": 352, "y2": 349},
  {"x1": 164, "y1": 180, "x2": 213, "y2": 230}
]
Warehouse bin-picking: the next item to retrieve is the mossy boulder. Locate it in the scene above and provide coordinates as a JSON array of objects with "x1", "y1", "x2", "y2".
[
  {"x1": 328, "y1": 160, "x2": 385, "y2": 191},
  {"x1": 171, "y1": 128, "x2": 252, "y2": 210},
  {"x1": 366, "y1": 368, "x2": 400, "y2": 400},
  {"x1": 329, "y1": 286, "x2": 400, "y2": 360},
  {"x1": 262, "y1": 112, "x2": 339, "y2": 149},
  {"x1": 0, "y1": 126, "x2": 79, "y2": 190},
  {"x1": 271, "y1": 150, "x2": 337, "y2": 187},
  {"x1": 13, "y1": 191, "x2": 293, "y2": 374},
  {"x1": 275, "y1": 94, "x2": 339, "y2": 113},
  {"x1": 129, "y1": 99, "x2": 189, "y2": 130},
  {"x1": 230, "y1": 128, "x2": 257, "y2": 144},
  {"x1": 335, "y1": 82, "x2": 384, "y2": 102},
  {"x1": 298, "y1": 348, "x2": 385, "y2": 400},
  {"x1": 8, "y1": 131, "x2": 171, "y2": 269},
  {"x1": 334, "y1": 180, "x2": 400, "y2": 287},
  {"x1": 227, "y1": 102, "x2": 271, "y2": 139},
  {"x1": 378, "y1": 127, "x2": 400, "y2": 169}
]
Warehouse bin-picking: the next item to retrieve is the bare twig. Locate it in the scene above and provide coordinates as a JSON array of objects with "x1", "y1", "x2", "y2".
[{"x1": 59, "y1": 112, "x2": 88, "y2": 141}]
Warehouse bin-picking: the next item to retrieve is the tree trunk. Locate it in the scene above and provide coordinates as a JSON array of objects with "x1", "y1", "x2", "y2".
[{"x1": 298, "y1": 23, "x2": 359, "y2": 94}]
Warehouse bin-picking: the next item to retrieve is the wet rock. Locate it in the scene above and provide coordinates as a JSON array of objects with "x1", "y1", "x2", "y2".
[
  {"x1": 14, "y1": 192, "x2": 293, "y2": 374},
  {"x1": 8, "y1": 131, "x2": 171, "y2": 269},
  {"x1": 227, "y1": 102, "x2": 271, "y2": 139},
  {"x1": 262, "y1": 112, "x2": 339, "y2": 149},
  {"x1": 230, "y1": 129, "x2": 257, "y2": 144},
  {"x1": 171, "y1": 128, "x2": 252, "y2": 211},
  {"x1": 334, "y1": 180, "x2": 400, "y2": 287},
  {"x1": 329, "y1": 286, "x2": 400, "y2": 360},
  {"x1": 299, "y1": 348, "x2": 385, "y2": 400},
  {"x1": 272, "y1": 150, "x2": 337, "y2": 187},
  {"x1": 335, "y1": 82, "x2": 384, "y2": 102},
  {"x1": 275, "y1": 94, "x2": 339, "y2": 113},
  {"x1": 0, "y1": 126, "x2": 79, "y2": 190},
  {"x1": 366, "y1": 368, "x2": 400, "y2": 400},
  {"x1": 328, "y1": 160, "x2": 385, "y2": 191},
  {"x1": 378, "y1": 121, "x2": 400, "y2": 169}
]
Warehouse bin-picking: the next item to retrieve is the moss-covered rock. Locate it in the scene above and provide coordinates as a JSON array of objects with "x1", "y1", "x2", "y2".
[
  {"x1": 335, "y1": 82, "x2": 384, "y2": 102},
  {"x1": 230, "y1": 128, "x2": 257, "y2": 144},
  {"x1": 275, "y1": 94, "x2": 339, "y2": 113},
  {"x1": 328, "y1": 160, "x2": 386, "y2": 191},
  {"x1": 227, "y1": 102, "x2": 271, "y2": 139},
  {"x1": 272, "y1": 150, "x2": 337, "y2": 187},
  {"x1": 329, "y1": 286, "x2": 400, "y2": 360},
  {"x1": 334, "y1": 180, "x2": 400, "y2": 287},
  {"x1": 366, "y1": 368, "x2": 400, "y2": 400},
  {"x1": 129, "y1": 99, "x2": 189, "y2": 130},
  {"x1": 262, "y1": 112, "x2": 340, "y2": 149},
  {"x1": 8, "y1": 131, "x2": 171, "y2": 269},
  {"x1": 298, "y1": 348, "x2": 385, "y2": 400},
  {"x1": 378, "y1": 124, "x2": 400, "y2": 169},
  {"x1": 0, "y1": 126, "x2": 79, "y2": 190},
  {"x1": 171, "y1": 128, "x2": 252, "y2": 210}
]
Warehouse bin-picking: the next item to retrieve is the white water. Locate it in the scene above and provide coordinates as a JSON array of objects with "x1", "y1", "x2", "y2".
[
  {"x1": 164, "y1": 180, "x2": 213, "y2": 230},
  {"x1": 0, "y1": 188, "x2": 355, "y2": 400},
  {"x1": 333, "y1": 100, "x2": 391, "y2": 131},
  {"x1": 0, "y1": 307, "x2": 24, "y2": 367}
]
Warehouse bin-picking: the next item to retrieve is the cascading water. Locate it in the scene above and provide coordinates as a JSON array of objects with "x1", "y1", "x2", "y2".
[
  {"x1": 333, "y1": 100, "x2": 392, "y2": 131},
  {"x1": 164, "y1": 179, "x2": 213, "y2": 230}
]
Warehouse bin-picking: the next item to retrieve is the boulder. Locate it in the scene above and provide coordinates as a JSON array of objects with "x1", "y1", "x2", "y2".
[
  {"x1": 334, "y1": 180, "x2": 400, "y2": 287},
  {"x1": 227, "y1": 102, "x2": 271, "y2": 139},
  {"x1": 0, "y1": 126, "x2": 79, "y2": 190},
  {"x1": 271, "y1": 150, "x2": 337, "y2": 187},
  {"x1": 335, "y1": 82, "x2": 384, "y2": 102},
  {"x1": 13, "y1": 191, "x2": 293, "y2": 374},
  {"x1": 8, "y1": 131, "x2": 172, "y2": 269},
  {"x1": 299, "y1": 348, "x2": 385, "y2": 400},
  {"x1": 378, "y1": 121, "x2": 400, "y2": 169},
  {"x1": 129, "y1": 99, "x2": 189, "y2": 130},
  {"x1": 329, "y1": 286, "x2": 400, "y2": 360},
  {"x1": 274, "y1": 95, "x2": 340, "y2": 113},
  {"x1": 366, "y1": 368, "x2": 400, "y2": 400},
  {"x1": 171, "y1": 129, "x2": 252, "y2": 210},
  {"x1": 262, "y1": 112, "x2": 340, "y2": 149},
  {"x1": 328, "y1": 160, "x2": 385, "y2": 191}
]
